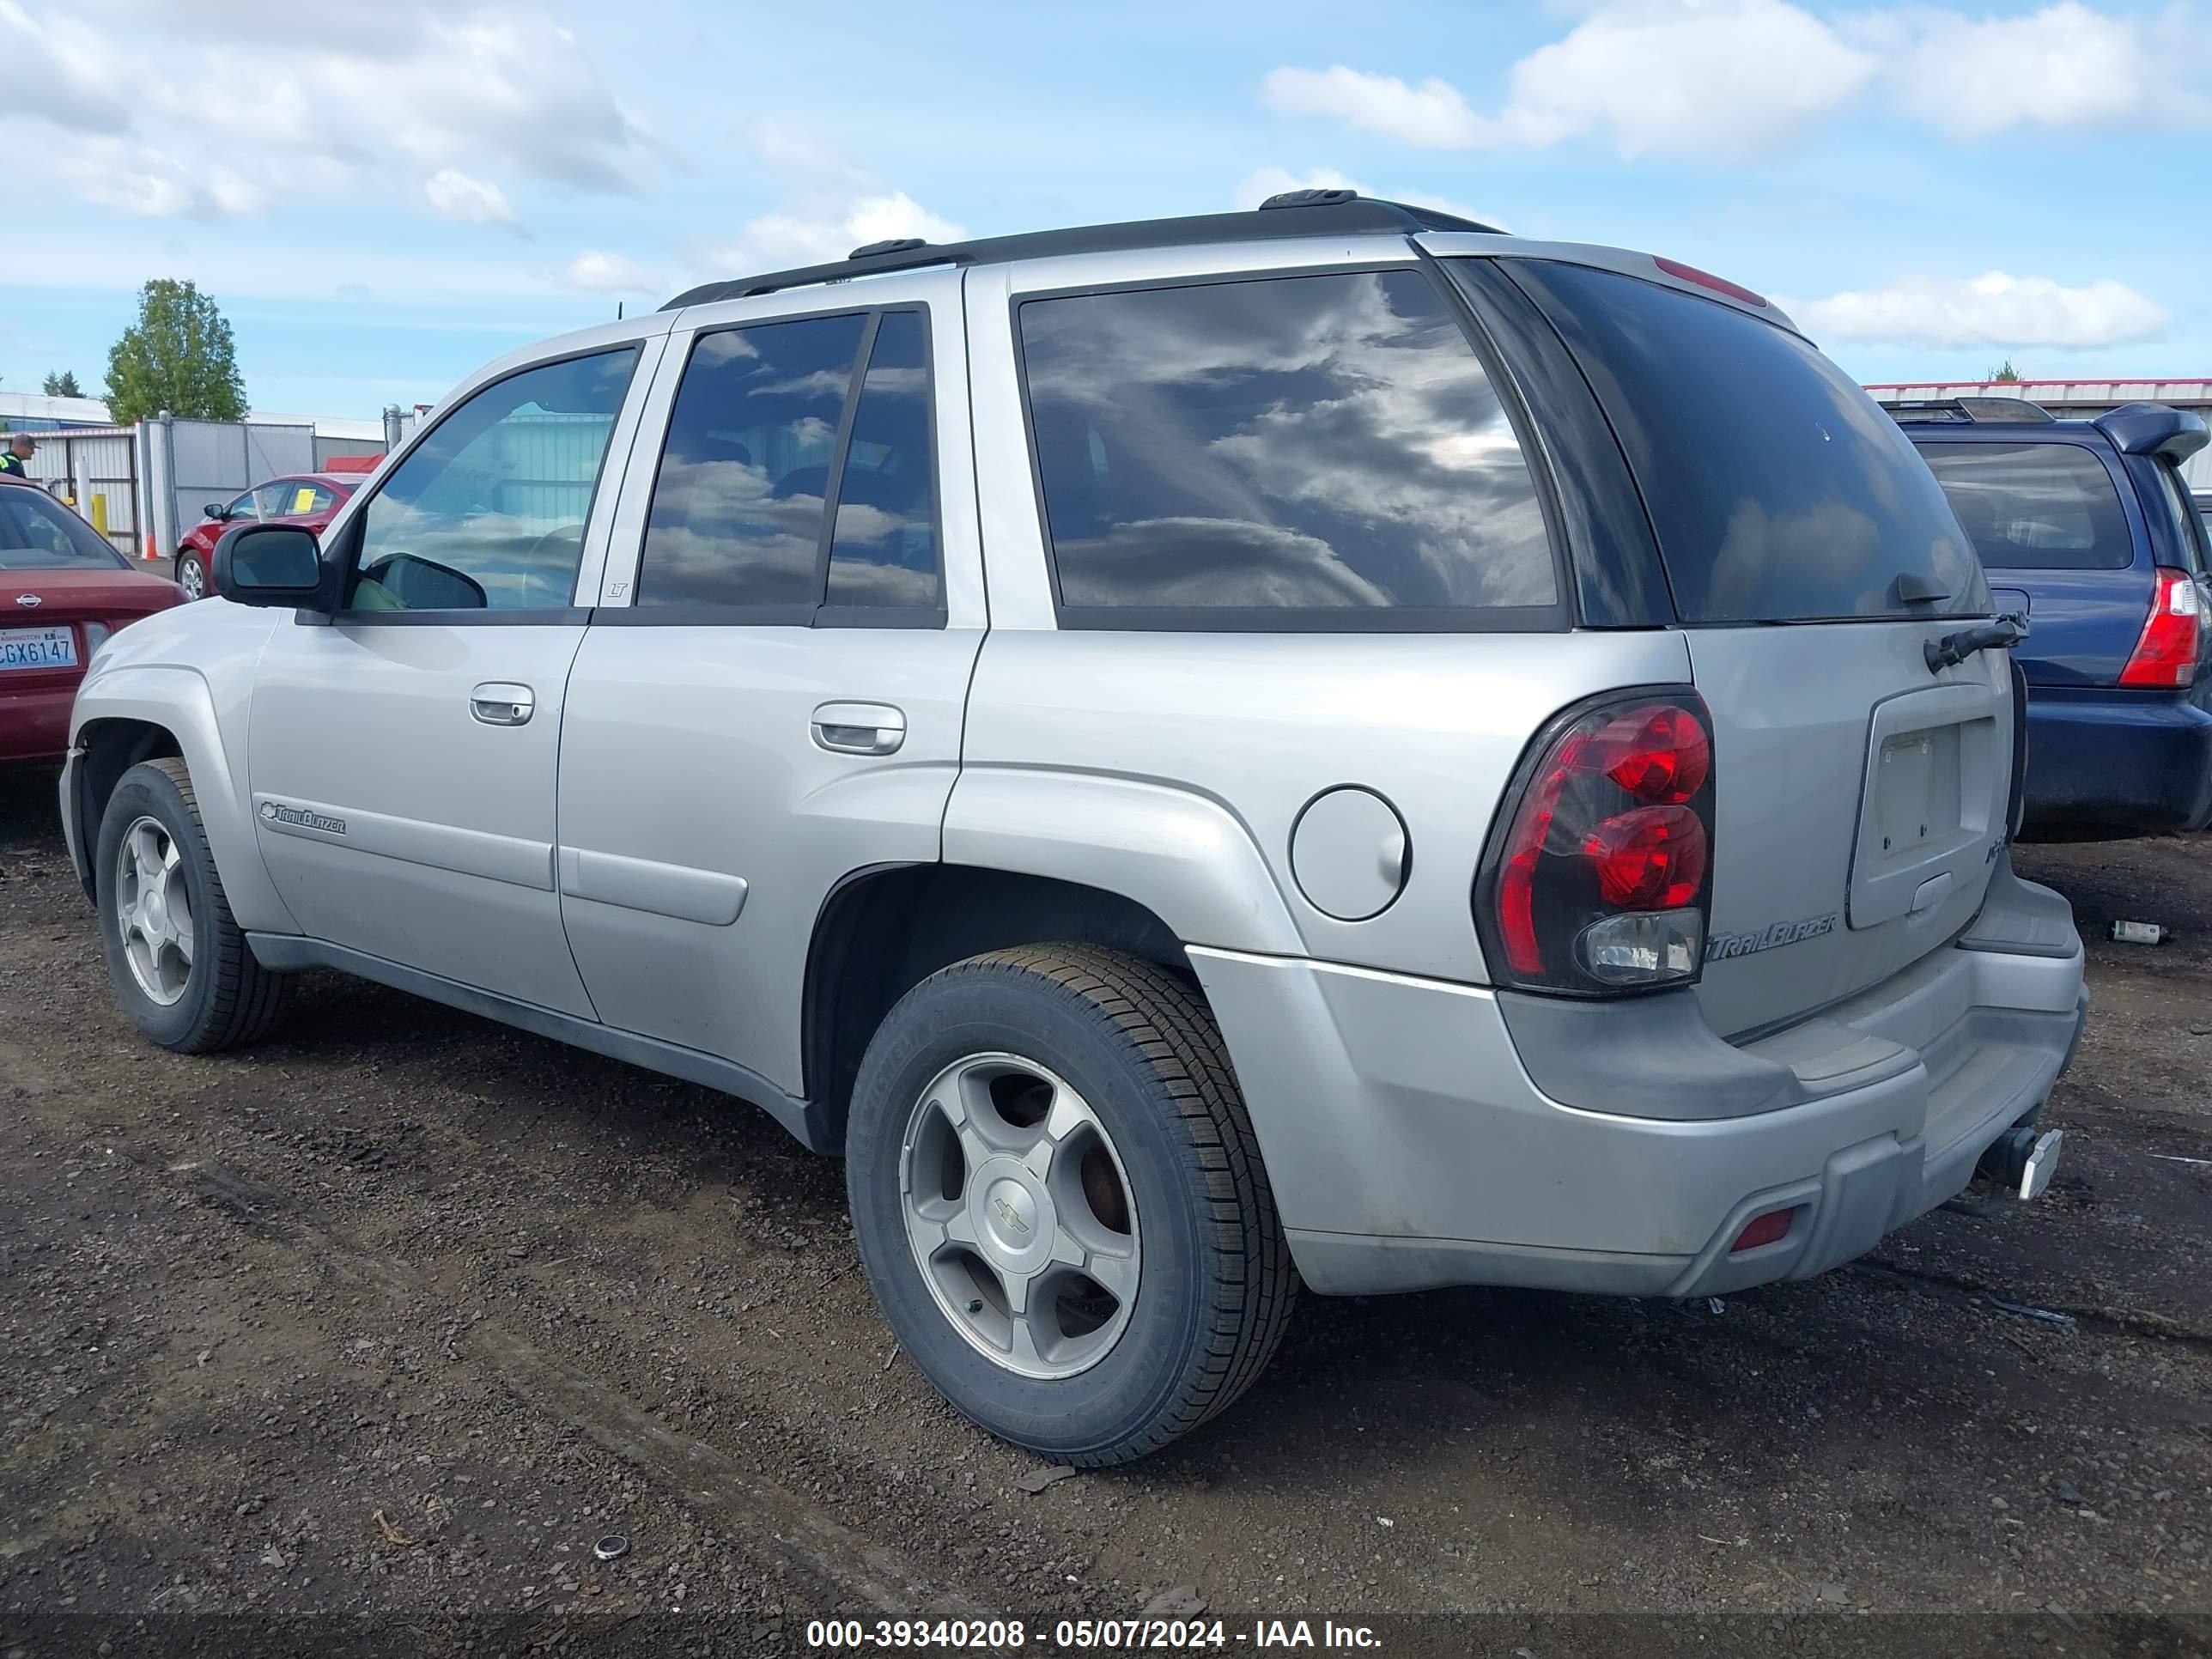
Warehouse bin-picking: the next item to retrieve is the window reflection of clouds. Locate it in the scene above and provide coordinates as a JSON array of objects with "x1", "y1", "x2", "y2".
[
  {"x1": 1020, "y1": 270, "x2": 1555, "y2": 612},
  {"x1": 640, "y1": 313, "x2": 866, "y2": 608},
  {"x1": 826, "y1": 312, "x2": 940, "y2": 609}
]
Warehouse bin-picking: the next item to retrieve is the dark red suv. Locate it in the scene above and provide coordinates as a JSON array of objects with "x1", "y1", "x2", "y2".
[{"x1": 174, "y1": 472, "x2": 360, "y2": 600}]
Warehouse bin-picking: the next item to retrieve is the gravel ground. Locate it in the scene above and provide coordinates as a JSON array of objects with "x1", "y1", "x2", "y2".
[{"x1": 0, "y1": 763, "x2": 2205, "y2": 1657}]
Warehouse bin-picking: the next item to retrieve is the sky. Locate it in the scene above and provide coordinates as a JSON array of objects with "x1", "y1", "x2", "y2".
[{"x1": 1, "y1": 0, "x2": 2206, "y2": 420}]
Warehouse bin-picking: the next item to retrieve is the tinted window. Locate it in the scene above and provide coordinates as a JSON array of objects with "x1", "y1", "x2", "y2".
[
  {"x1": 2148, "y1": 459, "x2": 2209, "y2": 574},
  {"x1": 826, "y1": 312, "x2": 939, "y2": 609},
  {"x1": 638, "y1": 313, "x2": 867, "y2": 608},
  {"x1": 350, "y1": 349, "x2": 637, "y2": 611},
  {"x1": 1496, "y1": 260, "x2": 1987, "y2": 623},
  {"x1": 226, "y1": 489, "x2": 260, "y2": 521},
  {"x1": 0, "y1": 489, "x2": 125, "y2": 569},
  {"x1": 1018, "y1": 269, "x2": 1555, "y2": 619},
  {"x1": 1916, "y1": 442, "x2": 2132, "y2": 572}
]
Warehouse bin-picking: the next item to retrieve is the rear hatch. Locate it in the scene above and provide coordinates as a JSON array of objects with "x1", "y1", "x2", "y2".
[
  {"x1": 1498, "y1": 259, "x2": 2009, "y2": 1037},
  {"x1": 1911, "y1": 435, "x2": 2155, "y2": 688}
]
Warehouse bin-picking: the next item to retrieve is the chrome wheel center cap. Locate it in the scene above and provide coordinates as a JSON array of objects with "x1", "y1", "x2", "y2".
[{"x1": 972, "y1": 1161, "x2": 1053, "y2": 1271}]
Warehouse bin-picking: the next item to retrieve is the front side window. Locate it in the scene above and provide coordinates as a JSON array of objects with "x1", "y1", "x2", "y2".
[
  {"x1": 1917, "y1": 442, "x2": 2132, "y2": 572},
  {"x1": 348, "y1": 348, "x2": 638, "y2": 612},
  {"x1": 226, "y1": 489, "x2": 261, "y2": 522},
  {"x1": 1018, "y1": 268, "x2": 1556, "y2": 622},
  {"x1": 0, "y1": 489, "x2": 125, "y2": 569},
  {"x1": 637, "y1": 313, "x2": 868, "y2": 609}
]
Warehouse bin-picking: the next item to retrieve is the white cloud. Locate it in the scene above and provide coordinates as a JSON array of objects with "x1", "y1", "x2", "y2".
[
  {"x1": 1856, "y1": 1, "x2": 2182, "y2": 136},
  {"x1": 1498, "y1": 0, "x2": 1876, "y2": 158},
  {"x1": 563, "y1": 251, "x2": 661, "y2": 295},
  {"x1": 1787, "y1": 271, "x2": 2172, "y2": 349},
  {"x1": 51, "y1": 137, "x2": 266, "y2": 217},
  {"x1": 1264, "y1": 0, "x2": 2210, "y2": 161},
  {"x1": 425, "y1": 167, "x2": 521, "y2": 230},
  {"x1": 1261, "y1": 67, "x2": 1486, "y2": 148},
  {"x1": 717, "y1": 191, "x2": 965, "y2": 271},
  {"x1": 3, "y1": 0, "x2": 649, "y2": 223}
]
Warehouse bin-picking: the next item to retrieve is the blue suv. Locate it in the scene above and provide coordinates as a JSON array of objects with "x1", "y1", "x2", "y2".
[{"x1": 1887, "y1": 398, "x2": 2212, "y2": 835}]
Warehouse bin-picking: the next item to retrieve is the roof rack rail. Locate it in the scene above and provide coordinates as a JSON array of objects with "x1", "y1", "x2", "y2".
[
  {"x1": 662, "y1": 191, "x2": 1502, "y2": 310},
  {"x1": 1879, "y1": 396, "x2": 2056, "y2": 426}
]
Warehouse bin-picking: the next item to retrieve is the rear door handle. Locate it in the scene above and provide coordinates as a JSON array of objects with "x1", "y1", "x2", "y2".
[
  {"x1": 470, "y1": 682, "x2": 535, "y2": 726},
  {"x1": 811, "y1": 701, "x2": 906, "y2": 756}
]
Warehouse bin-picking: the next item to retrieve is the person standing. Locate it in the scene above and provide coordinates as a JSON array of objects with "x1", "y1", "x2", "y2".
[{"x1": 0, "y1": 433, "x2": 34, "y2": 479}]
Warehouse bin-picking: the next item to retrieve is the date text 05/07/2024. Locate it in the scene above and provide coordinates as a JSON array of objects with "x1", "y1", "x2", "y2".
[{"x1": 804, "y1": 1617, "x2": 1382, "y2": 1650}]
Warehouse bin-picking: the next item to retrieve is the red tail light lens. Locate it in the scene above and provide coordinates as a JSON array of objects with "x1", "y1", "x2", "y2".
[
  {"x1": 2118, "y1": 567, "x2": 2203, "y2": 688},
  {"x1": 1480, "y1": 690, "x2": 1717, "y2": 995},
  {"x1": 1584, "y1": 805, "x2": 1707, "y2": 908}
]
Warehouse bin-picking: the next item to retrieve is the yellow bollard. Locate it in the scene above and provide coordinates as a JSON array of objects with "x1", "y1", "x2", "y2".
[{"x1": 90, "y1": 494, "x2": 108, "y2": 534}]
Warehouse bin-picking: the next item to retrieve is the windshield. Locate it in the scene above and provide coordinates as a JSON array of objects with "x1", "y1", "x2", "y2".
[
  {"x1": 0, "y1": 488, "x2": 128, "y2": 570},
  {"x1": 1485, "y1": 259, "x2": 1990, "y2": 623}
]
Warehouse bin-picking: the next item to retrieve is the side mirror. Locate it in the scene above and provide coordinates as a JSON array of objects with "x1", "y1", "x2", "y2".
[
  {"x1": 204, "y1": 503, "x2": 229, "y2": 521},
  {"x1": 212, "y1": 523, "x2": 328, "y2": 610}
]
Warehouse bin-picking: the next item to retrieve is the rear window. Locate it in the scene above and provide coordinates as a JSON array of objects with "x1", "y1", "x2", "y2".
[
  {"x1": 1493, "y1": 260, "x2": 1986, "y2": 623},
  {"x1": 0, "y1": 488, "x2": 125, "y2": 570},
  {"x1": 1916, "y1": 442, "x2": 2133, "y2": 571},
  {"x1": 1018, "y1": 268, "x2": 1558, "y2": 627}
]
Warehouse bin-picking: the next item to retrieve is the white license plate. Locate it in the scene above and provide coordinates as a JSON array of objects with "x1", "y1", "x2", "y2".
[{"x1": 0, "y1": 625, "x2": 77, "y2": 672}]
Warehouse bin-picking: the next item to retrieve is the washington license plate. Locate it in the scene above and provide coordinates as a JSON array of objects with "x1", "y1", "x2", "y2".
[{"x1": 0, "y1": 626, "x2": 76, "y2": 672}]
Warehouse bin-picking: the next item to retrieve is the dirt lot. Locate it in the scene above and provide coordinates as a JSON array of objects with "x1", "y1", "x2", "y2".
[{"x1": 2, "y1": 764, "x2": 2206, "y2": 1657}]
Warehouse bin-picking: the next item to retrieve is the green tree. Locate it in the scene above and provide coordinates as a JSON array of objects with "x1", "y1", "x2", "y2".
[
  {"x1": 41, "y1": 370, "x2": 84, "y2": 398},
  {"x1": 1985, "y1": 358, "x2": 2023, "y2": 383},
  {"x1": 104, "y1": 280, "x2": 246, "y2": 423}
]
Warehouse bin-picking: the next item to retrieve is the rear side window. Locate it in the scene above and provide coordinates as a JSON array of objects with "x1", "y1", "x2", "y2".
[
  {"x1": 1494, "y1": 260, "x2": 1986, "y2": 623},
  {"x1": 638, "y1": 309, "x2": 942, "y2": 616},
  {"x1": 1917, "y1": 442, "x2": 2133, "y2": 571},
  {"x1": 826, "y1": 311, "x2": 941, "y2": 611},
  {"x1": 639, "y1": 313, "x2": 868, "y2": 609},
  {"x1": 1018, "y1": 268, "x2": 1557, "y2": 626}
]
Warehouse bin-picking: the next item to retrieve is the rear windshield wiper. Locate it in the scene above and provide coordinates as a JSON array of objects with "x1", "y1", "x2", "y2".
[{"x1": 1926, "y1": 616, "x2": 2027, "y2": 674}]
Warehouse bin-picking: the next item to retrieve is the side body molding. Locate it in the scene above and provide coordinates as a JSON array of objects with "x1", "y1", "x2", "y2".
[{"x1": 941, "y1": 768, "x2": 1307, "y2": 956}]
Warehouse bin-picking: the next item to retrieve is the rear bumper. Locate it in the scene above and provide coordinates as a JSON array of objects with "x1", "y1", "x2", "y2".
[
  {"x1": 2022, "y1": 687, "x2": 2212, "y2": 832},
  {"x1": 1190, "y1": 857, "x2": 2086, "y2": 1299},
  {"x1": 0, "y1": 683, "x2": 76, "y2": 764}
]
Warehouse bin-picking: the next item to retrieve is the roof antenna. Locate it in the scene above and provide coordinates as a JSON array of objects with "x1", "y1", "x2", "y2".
[{"x1": 617, "y1": 301, "x2": 625, "y2": 319}]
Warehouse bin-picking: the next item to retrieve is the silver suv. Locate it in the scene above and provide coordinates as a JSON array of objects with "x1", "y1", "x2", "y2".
[{"x1": 64, "y1": 192, "x2": 2087, "y2": 1465}]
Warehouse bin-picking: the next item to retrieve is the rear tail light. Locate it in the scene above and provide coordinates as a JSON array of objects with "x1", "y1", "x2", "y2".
[
  {"x1": 1476, "y1": 690, "x2": 1717, "y2": 995},
  {"x1": 81, "y1": 621, "x2": 112, "y2": 654},
  {"x1": 2118, "y1": 568, "x2": 2203, "y2": 688}
]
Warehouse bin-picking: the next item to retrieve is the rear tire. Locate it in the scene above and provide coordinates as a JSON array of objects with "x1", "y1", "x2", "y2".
[
  {"x1": 845, "y1": 945, "x2": 1297, "y2": 1465},
  {"x1": 94, "y1": 757, "x2": 291, "y2": 1053}
]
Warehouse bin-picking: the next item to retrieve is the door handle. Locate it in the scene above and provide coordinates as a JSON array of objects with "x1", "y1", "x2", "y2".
[
  {"x1": 811, "y1": 701, "x2": 906, "y2": 756},
  {"x1": 470, "y1": 682, "x2": 535, "y2": 726}
]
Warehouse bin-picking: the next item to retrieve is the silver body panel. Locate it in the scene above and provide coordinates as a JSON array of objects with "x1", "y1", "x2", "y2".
[{"x1": 63, "y1": 223, "x2": 2086, "y2": 1299}]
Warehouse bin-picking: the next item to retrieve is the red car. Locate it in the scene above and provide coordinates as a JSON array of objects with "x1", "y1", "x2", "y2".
[
  {"x1": 174, "y1": 471, "x2": 359, "y2": 600},
  {"x1": 1, "y1": 477, "x2": 186, "y2": 764}
]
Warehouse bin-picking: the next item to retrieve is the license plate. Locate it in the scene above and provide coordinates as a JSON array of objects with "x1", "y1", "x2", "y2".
[{"x1": 0, "y1": 625, "x2": 77, "y2": 672}]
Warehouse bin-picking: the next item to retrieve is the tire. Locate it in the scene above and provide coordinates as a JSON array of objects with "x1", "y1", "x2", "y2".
[
  {"x1": 94, "y1": 757, "x2": 291, "y2": 1053},
  {"x1": 845, "y1": 945, "x2": 1297, "y2": 1465},
  {"x1": 176, "y1": 553, "x2": 207, "y2": 600}
]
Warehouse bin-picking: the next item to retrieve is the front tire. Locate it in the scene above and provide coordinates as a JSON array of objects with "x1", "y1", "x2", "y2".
[
  {"x1": 845, "y1": 945, "x2": 1297, "y2": 1465},
  {"x1": 176, "y1": 553, "x2": 207, "y2": 600},
  {"x1": 94, "y1": 757, "x2": 291, "y2": 1053}
]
